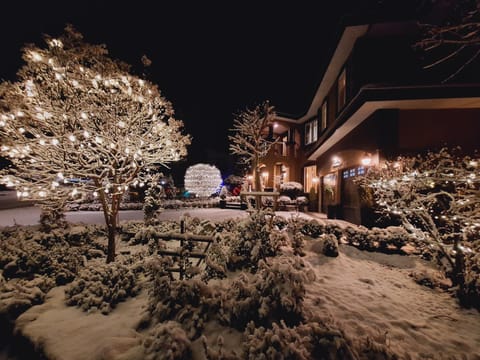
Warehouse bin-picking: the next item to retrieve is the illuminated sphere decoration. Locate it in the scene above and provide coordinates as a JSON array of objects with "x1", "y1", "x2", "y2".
[{"x1": 184, "y1": 163, "x2": 222, "y2": 198}]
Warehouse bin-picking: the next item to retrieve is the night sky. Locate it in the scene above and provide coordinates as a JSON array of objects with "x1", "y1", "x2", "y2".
[{"x1": 0, "y1": 1, "x2": 425, "y2": 184}]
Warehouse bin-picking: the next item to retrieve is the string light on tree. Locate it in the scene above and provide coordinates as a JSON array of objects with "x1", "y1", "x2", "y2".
[
  {"x1": 184, "y1": 163, "x2": 222, "y2": 198},
  {"x1": 0, "y1": 26, "x2": 191, "y2": 262}
]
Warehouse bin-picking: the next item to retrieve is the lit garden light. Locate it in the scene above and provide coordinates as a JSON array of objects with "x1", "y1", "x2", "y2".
[{"x1": 184, "y1": 163, "x2": 222, "y2": 198}]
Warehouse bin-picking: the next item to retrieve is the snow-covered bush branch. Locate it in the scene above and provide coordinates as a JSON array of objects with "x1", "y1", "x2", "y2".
[{"x1": 357, "y1": 148, "x2": 479, "y2": 307}]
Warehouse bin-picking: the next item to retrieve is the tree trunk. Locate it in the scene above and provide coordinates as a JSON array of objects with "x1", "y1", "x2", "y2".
[
  {"x1": 106, "y1": 221, "x2": 116, "y2": 263},
  {"x1": 253, "y1": 156, "x2": 262, "y2": 209}
]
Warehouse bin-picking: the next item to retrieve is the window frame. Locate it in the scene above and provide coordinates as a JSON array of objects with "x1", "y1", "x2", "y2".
[
  {"x1": 304, "y1": 118, "x2": 318, "y2": 145},
  {"x1": 337, "y1": 67, "x2": 347, "y2": 113},
  {"x1": 321, "y1": 100, "x2": 327, "y2": 132}
]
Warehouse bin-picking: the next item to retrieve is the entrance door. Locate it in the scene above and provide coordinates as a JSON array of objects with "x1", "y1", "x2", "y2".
[
  {"x1": 340, "y1": 167, "x2": 362, "y2": 224},
  {"x1": 322, "y1": 173, "x2": 337, "y2": 214}
]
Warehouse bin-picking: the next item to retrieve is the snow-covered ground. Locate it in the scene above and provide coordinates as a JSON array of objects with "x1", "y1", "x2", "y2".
[
  {"x1": 1, "y1": 207, "x2": 479, "y2": 359},
  {"x1": 11, "y1": 243, "x2": 480, "y2": 360},
  {"x1": 0, "y1": 206, "x2": 324, "y2": 227}
]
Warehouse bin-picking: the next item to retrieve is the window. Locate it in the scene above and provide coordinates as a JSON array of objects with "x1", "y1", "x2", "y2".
[
  {"x1": 304, "y1": 165, "x2": 318, "y2": 193},
  {"x1": 305, "y1": 119, "x2": 318, "y2": 145},
  {"x1": 337, "y1": 67, "x2": 347, "y2": 111},
  {"x1": 321, "y1": 100, "x2": 327, "y2": 131},
  {"x1": 343, "y1": 170, "x2": 349, "y2": 179},
  {"x1": 349, "y1": 168, "x2": 356, "y2": 177},
  {"x1": 281, "y1": 135, "x2": 288, "y2": 156},
  {"x1": 357, "y1": 166, "x2": 365, "y2": 175}
]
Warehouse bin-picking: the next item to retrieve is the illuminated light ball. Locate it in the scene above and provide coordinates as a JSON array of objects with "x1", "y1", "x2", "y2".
[{"x1": 184, "y1": 163, "x2": 222, "y2": 198}]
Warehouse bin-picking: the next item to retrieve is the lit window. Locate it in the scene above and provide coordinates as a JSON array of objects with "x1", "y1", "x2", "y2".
[
  {"x1": 349, "y1": 168, "x2": 356, "y2": 177},
  {"x1": 305, "y1": 119, "x2": 318, "y2": 145},
  {"x1": 281, "y1": 135, "x2": 288, "y2": 156},
  {"x1": 304, "y1": 165, "x2": 318, "y2": 193},
  {"x1": 320, "y1": 100, "x2": 327, "y2": 131},
  {"x1": 357, "y1": 166, "x2": 365, "y2": 175},
  {"x1": 343, "y1": 170, "x2": 349, "y2": 179},
  {"x1": 337, "y1": 68, "x2": 347, "y2": 111}
]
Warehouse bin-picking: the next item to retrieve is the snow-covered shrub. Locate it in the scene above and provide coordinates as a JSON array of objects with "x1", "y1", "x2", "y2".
[
  {"x1": 300, "y1": 220, "x2": 343, "y2": 239},
  {"x1": 458, "y1": 242, "x2": 480, "y2": 309},
  {"x1": 203, "y1": 237, "x2": 229, "y2": 281},
  {"x1": 300, "y1": 219, "x2": 324, "y2": 238},
  {"x1": 143, "y1": 181, "x2": 165, "y2": 224},
  {"x1": 322, "y1": 234, "x2": 339, "y2": 257},
  {"x1": 280, "y1": 181, "x2": 304, "y2": 199},
  {"x1": 219, "y1": 256, "x2": 315, "y2": 330},
  {"x1": 227, "y1": 210, "x2": 287, "y2": 270},
  {"x1": 146, "y1": 264, "x2": 218, "y2": 338},
  {"x1": 214, "y1": 219, "x2": 237, "y2": 233},
  {"x1": 296, "y1": 196, "x2": 308, "y2": 205},
  {"x1": 201, "y1": 334, "x2": 241, "y2": 360},
  {"x1": 288, "y1": 215, "x2": 305, "y2": 256},
  {"x1": 0, "y1": 275, "x2": 54, "y2": 320},
  {"x1": 65, "y1": 261, "x2": 139, "y2": 314},
  {"x1": 243, "y1": 320, "x2": 355, "y2": 360},
  {"x1": 343, "y1": 225, "x2": 416, "y2": 254},
  {"x1": 143, "y1": 321, "x2": 192, "y2": 360},
  {"x1": 39, "y1": 201, "x2": 67, "y2": 231},
  {"x1": 357, "y1": 148, "x2": 480, "y2": 299},
  {"x1": 0, "y1": 231, "x2": 85, "y2": 285},
  {"x1": 410, "y1": 269, "x2": 452, "y2": 290}
]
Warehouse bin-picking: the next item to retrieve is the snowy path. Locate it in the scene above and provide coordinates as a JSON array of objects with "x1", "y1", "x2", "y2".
[
  {"x1": 0, "y1": 207, "x2": 324, "y2": 227},
  {"x1": 304, "y1": 244, "x2": 480, "y2": 359}
]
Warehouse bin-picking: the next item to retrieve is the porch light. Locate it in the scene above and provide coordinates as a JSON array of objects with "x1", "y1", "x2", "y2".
[
  {"x1": 332, "y1": 156, "x2": 342, "y2": 167},
  {"x1": 361, "y1": 153, "x2": 372, "y2": 166}
]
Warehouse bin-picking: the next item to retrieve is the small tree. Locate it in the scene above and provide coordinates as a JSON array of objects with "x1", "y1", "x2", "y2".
[
  {"x1": 0, "y1": 26, "x2": 191, "y2": 262},
  {"x1": 143, "y1": 172, "x2": 165, "y2": 224},
  {"x1": 357, "y1": 148, "x2": 479, "y2": 286},
  {"x1": 229, "y1": 101, "x2": 279, "y2": 204}
]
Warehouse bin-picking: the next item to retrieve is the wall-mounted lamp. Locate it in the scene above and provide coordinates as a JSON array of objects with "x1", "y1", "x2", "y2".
[
  {"x1": 332, "y1": 156, "x2": 342, "y2": 168},
  {"x1": 361, "y1": 153, "x2": 372, "y2": 166},
  {"x1": 312, "y1": 177, "x2": 319, "y2": 184}
]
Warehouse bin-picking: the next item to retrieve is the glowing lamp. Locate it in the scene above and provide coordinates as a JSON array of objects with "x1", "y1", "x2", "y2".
[
  {"x1": 361, "y1": 154, "x2": 372, "y2": 166},
  {"x1": 332, "y1": 156, "x2": 341, "y2": 167}
]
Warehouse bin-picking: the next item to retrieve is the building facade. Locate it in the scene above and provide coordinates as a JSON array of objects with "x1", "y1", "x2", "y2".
[{"x1": 262, "y1": 14, "x2": 480, "y2": 225}]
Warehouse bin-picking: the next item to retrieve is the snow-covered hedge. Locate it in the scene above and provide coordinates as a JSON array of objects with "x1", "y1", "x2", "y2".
[
  {"x1": 143, "y1": 321, "x2": 191, "y2": 360},
  {"x1": 0, "y1": 226, "x2": 104, "y2": 284},
  {"x1": 279, "y1": 181, "x2": 304, "y2": 199},
  {"x1": 300, "y1": 220, "x2": 343, "y2": 239},
  {"x1": 65, "y1": 261, "x2": 140, "y2": 314},
  {"x1": 0, "y1": 275, "x2": 53, "y2": 320},
  {"x1": 219, "y1": 256, "x2": 315, "y2": 330},
  {"x1": 145, "y1": 261, "x2": 217, "y2": 338},
  {"x1": 243, "y1": 320, "x2": 354, "y2": 359},
  {"x1": 225, "y1": 210, "x2": 289, "y2": 270}
]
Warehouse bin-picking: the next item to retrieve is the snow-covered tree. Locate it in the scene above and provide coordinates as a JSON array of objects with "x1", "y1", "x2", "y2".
[
  {"x1": 228, "y1": 101, "x2": 279, "y2": 192},
  {"x1": 143, "y1": 172, "x2": 166, "y2": 224},
  {"x1": 357, "y1": 148, "x2": 479, "y2": 285},
  {"x1": 184, "y1": 163, "x2": 222, "y2": 198},
  {"x1": 414, "y1": 0, "x2": 480, "y2": 82},
  {"x1": 0, "y1": 26, "x2": 191, "y2": 262}
]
